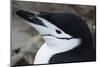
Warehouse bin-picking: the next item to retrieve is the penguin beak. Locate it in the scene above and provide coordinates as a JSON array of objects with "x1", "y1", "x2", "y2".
[
  {"x1": 16, "y1": 10, "x2": 47, "y2": 27},
  {"x1": 16, "y1": 10, "x2": 36, "y2": 20}
]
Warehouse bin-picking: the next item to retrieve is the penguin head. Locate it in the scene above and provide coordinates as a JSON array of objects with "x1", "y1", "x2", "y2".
[{"x1": 16, "y1": 10, "x2": 93, "y2": 52}]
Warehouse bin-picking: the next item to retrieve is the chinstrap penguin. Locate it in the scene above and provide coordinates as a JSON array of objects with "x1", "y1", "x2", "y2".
[{"x1": 16, "y1": 10, "x2": 96, "y2": 65}]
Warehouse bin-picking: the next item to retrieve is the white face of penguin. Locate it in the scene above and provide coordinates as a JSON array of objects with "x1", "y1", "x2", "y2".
[{"x1": 26, "y1": 16, "x2": 81, "y2": 52}]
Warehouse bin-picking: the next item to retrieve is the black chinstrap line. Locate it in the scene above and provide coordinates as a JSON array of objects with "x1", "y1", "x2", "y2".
[{"x1": 41, "y1": 34, "x2": 73, "y2": 40}]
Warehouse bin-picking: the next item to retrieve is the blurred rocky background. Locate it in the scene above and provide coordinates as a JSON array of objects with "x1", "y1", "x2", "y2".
[{"x1": 11, "y1": 0, "x2": 96, "y2": 66}]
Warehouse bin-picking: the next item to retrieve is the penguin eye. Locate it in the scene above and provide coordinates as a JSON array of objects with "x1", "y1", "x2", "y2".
[{"x1": 56, "y1": 29, "x2": 62, "y2": 34}]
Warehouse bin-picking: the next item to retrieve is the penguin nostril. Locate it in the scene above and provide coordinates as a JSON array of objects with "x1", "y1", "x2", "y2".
[
  {"x1": 56, "y1": 30, "x2": 62, "y2": 34},
  {"x1": 29, "y1": 16, "x2": 33, "y2": 19}
]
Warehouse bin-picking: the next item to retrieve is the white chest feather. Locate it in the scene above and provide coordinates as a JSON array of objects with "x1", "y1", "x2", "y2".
[{"x1": 34, "y1": 43, "x2": 58, "y2": 64}]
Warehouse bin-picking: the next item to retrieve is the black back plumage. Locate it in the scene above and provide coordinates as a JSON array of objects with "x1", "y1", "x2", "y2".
[{"x1": 39, "y1": 12, "x2": 96, "y2": 64}]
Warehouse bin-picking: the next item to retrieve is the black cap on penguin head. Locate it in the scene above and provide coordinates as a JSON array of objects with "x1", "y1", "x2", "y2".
[{"x1": 38, "y1": 12, "x2": 93, "y2": 50}]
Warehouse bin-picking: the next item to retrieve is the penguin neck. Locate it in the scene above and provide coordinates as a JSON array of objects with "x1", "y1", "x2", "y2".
[
  {"x1": 34, "y1": 37, "x2": 81, "y2": 64},
  {"x1": 34, "y1": 37, "x2": 69, "y2": 64},
  {"x1": 34, "y1": 43, "x2": 59, "y2": 64}
]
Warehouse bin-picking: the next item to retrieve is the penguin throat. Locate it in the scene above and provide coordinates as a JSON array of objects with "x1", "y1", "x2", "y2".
[{"x1": 41, "y1": 35, "x2": 81, "y2": 53}]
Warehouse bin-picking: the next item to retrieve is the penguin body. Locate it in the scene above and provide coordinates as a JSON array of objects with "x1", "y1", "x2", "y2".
[{"x1": 16, "y1": 10, "x2": 96, "y2": 64}]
